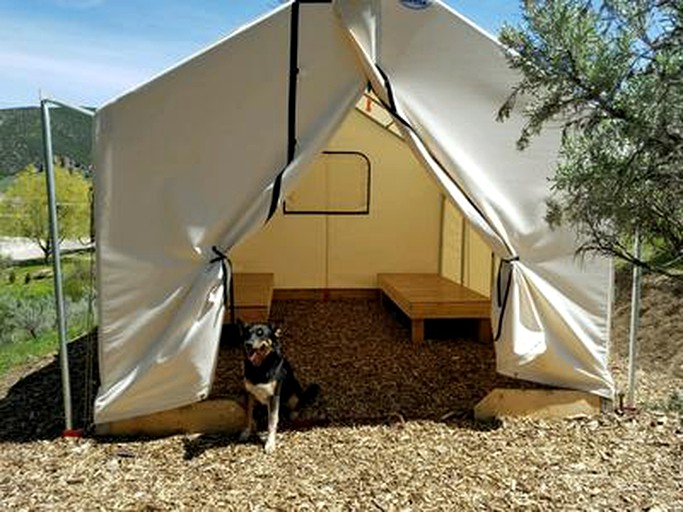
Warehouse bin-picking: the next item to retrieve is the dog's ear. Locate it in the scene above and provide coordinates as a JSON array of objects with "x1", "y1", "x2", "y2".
[
  {"x1": 237, "y1": 319, "x2": 248, "y2": 339},
  {"x1": 270, "y1": 327, "x2": 283, "y2": 355}
]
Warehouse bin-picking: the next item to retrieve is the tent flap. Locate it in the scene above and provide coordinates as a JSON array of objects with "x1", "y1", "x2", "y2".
[
  {"x1": 94, "y1": 2, "x2": 364, "y2": 424},
  {"x1": 335, "y1": 0, "x2": 613, "y2": 397}
]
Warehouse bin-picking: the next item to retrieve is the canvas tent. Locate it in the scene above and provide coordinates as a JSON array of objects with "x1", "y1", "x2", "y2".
[{"x1": 93, "y1": 0, "x2": 614, "y2": 425}]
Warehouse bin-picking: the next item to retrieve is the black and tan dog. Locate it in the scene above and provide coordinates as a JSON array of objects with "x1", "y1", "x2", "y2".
[{"x1": 238, "y1": 321, "x2": 318, "y2": 453}]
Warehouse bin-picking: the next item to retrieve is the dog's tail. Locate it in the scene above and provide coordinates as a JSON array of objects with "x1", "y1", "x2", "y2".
[
  {"x1": 286, "y1": 383, "x2": 320, "y2": 421},
  {"x1": 298, "y1": 383, "x2": 320, "y2": 410}
]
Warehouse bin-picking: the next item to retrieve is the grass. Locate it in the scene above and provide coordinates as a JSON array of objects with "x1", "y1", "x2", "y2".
[
  {"x1": 0, "y1": 319, "x2": 91, "y2": 377},
  {"x1": 0, "y1": 253, "x2": 95, "y2": 377},
  {"x1": 1, "y1": 253, "x2": 90, "y2": 294},
  {"x1": 647, "y1": 391, "x2": 683, "y2": 414},
  {"x1": 2, "y1": 262, "x2": 55, "y2": 296},
  {"x1": 0, "y1": 331, "x2": 60, "y2": 376},
  {"x1": 0, "y1": 175, "x2": 13, "y2": 194}
]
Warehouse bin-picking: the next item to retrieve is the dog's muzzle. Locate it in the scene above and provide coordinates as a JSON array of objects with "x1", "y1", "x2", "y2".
[{"x1": 246, "y1": 344, "x2": 270, "y2": 366}]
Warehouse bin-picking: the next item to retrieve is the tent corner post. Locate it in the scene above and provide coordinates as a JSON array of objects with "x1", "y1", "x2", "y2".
[
  {"x1": 626, "y1": 229, "x2": 643, "y2": 409},
  {"x1": 40, "y1": 97, "x2": 73, "y2": 432}
]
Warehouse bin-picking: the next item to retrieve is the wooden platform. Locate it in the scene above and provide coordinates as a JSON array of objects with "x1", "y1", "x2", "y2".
[
  {"x1": 225, "y1": 273, "x2": 274, "y2": 324},
  {"x1": 377, "y1": 273, "x2": 491, "y2": 343}
]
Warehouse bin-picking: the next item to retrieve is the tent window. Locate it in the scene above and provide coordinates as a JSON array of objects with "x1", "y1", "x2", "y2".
[{"x1": 283, "y1": 151, "x2": 371, "y2": 215}]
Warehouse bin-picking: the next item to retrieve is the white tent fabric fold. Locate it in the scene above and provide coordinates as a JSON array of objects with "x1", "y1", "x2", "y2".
[
  {"x1": 94, "y1": 3, "x2": 364, "y2": 423},
  {"x1": 336, "y1": 0, "x2": 613, "y2": 397},
  {"x1": 94, "y1": 0, "x2": 614, "y2": 424}
]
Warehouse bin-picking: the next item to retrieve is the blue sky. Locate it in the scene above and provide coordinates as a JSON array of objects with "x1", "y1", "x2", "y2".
[{"x1": 0, "y1": 0, "x2": 522, "y2": 108}]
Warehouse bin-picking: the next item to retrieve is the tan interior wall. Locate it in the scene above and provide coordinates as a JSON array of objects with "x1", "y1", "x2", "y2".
[
  {"x1": 464, "y1": 223, "x2": 493, "y2": 297},
  {"x1": 439, "y1": 199, "x2": 494, "y2": 298},
  {"x1": 230, "y1": 214, "x2": 327, "y2": 289},
  {"x1": 325, "y1": 111, "x2": 442, "y2": 287},
  {"x1": 440, "y1": 197, "x2": 464, "y2": 284},
  {"x1": 230, "y1": 109, "x2": 442, "y2": 288}
]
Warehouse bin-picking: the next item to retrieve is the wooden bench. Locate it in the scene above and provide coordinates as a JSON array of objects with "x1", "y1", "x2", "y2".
[
  {"x1": 224, "y1": 273, "x2": 274, "y2": 324},
  {"x1": 377, "y1": 273, "x2": 491, "y2": 343}
]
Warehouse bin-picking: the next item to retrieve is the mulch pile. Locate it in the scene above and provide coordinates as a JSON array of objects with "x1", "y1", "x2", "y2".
[{"x1": 1, "y1": 274, "x2": 681, "y2": 510}]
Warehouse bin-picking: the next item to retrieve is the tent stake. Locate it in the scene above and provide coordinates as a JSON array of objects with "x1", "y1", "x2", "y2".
[{"x1": 626, "y1": 229, "x2": 642, "y2": 408}]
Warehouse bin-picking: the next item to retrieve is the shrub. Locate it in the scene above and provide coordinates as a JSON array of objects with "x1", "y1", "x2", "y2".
[
  {"x1": 13, "y1": 295, "x2": 55, "y2": 340},
  {"x1": 0, "y1": 294, "x2": 20, "y2": 345},
  {"x1": 64, "y1": 258, "x2": 92, "y2": 303},
  {"x1": 665, "y1": 391, "x2": 683, "y2": 413},
  {"x1": 0, "y1": 253, "x2": 10, "y2": 270}
]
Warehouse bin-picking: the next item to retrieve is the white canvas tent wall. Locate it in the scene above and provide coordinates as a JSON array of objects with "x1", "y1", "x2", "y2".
[{"x1": 94, "y1": 0, "x2": 614, "y2": 425}]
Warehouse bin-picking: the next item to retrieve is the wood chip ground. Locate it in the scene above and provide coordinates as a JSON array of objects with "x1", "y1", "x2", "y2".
[{"x1": 1, "y1": 274, "x2": 681, "y2": 511}]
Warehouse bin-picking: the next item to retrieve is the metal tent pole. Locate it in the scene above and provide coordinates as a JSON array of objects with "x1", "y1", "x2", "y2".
[
  {"x1": 605, "y1": 258, "x2": 616, "y2": 402},
  {"x1": 626, "y1": 229, "x2": 643, "y2": 408},
  {"x1": 40, "y1": 96, "x2": 73, "y2": 432}
]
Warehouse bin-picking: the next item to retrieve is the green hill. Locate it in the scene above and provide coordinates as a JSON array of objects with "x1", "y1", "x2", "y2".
[{"x1": 0, "y1": 107, "x2": 93, "y2": 178}]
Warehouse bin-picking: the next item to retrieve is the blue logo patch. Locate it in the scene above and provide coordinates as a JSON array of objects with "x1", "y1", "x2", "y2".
[{"x1": 399, "y1": 0, "x2": 433, "y2": 9}]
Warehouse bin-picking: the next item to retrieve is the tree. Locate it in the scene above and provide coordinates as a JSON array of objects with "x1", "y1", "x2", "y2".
[
  {"x1": 0, "y1": 163, "x2": 90, "y2": 262},
  {"x1": 498, "y1": 0, "x2": 682, "y2": 276}
]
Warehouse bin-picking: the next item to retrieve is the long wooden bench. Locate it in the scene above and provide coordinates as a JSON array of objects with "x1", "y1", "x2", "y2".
[
  {"x1": 377, "y1": 273, "x2": 491, "y2": 343},
  {"x1": 223, "y1": 273, "x2": 274, "y2": 324}
]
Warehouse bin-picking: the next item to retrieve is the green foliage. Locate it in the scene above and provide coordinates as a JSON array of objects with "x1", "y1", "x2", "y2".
[
  {"x1": 2, "y1": 262, "x2": 54, "y2": 296},
  {"x1": 666, "y1": 390, "x2": 683, "y2": 412},
  {"x1": 0, "y1": 175, "x2": 14, "y2": 193},
  {"x1": 63, "y1": 257, "x2": 92, "y2": 303},
  {"x1": 0, "y1": 318, "x2": 90, "y2": 377},
  {"x1": 0, "y1": 329, "x2": 59, "y2": 376},
  {"x1": 12, "y1": 295, "x2": 56, "y2": 340},
  {"x1": 0, "y1": 294, "x2": 20, "y2": 336},
  {"x1": 2, "y1": 259, "x2": 81, "y2": 296},
  {"x1": 0, "y1": 106, "x2": 93, "y2": 178},
  {"x1": 0, "y1": 163, "x2": 91, "y2": 261},
  {"x1": 0, "y1": 255, "x2": 95, "y2": 375},
  {"x1": 646, "y1": 389, "x2": 683, "y2": 412},
  {"x1": 499, "y1": 0, "x2": 683, "y2": 275}
]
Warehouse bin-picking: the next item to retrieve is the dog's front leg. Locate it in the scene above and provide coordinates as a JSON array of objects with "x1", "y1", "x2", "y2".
[
  {"x1": 240, "y1": 393, "x2": 255, "y2": 442},
  {"x1": 264, "y1": 385, "x2": 281, "y2": 454}
]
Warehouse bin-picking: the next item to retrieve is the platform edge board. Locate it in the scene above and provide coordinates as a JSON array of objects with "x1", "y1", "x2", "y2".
[
  {"x1": 474, "y1": 389, "x2": 603, "y2": 421},
  {"x1": 95, "y1": 399, "x2": 246, "y2": 437}
]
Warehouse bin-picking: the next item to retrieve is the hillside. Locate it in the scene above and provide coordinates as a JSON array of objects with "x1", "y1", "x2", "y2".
[{"x1": 0, "y1": 107, "x2": 93, "y2": 177}]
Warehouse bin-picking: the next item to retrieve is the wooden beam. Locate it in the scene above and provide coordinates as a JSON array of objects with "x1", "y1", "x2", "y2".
[
  {"x1": 477, "y1": 318, "x2": 492, "y2": 344},
  {"x1": 411, "y1": 319, "x2": 425, "y2": 344},
  {"x1": 474, "y1": 388, "x2": 604, "y2": 421},
  {"x1": 96, "y1": 399, "x2": 246, "y2": 437},
  {"x1": 272, "y1": 288, "x2": 379, "y2": 301}
]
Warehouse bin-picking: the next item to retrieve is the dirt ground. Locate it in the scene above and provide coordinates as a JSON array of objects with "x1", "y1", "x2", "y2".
[{"x1": 1, "y1": 272, "x2": 681, "y2": 511}]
